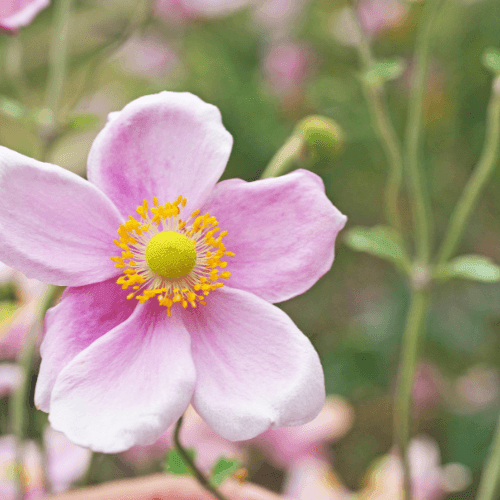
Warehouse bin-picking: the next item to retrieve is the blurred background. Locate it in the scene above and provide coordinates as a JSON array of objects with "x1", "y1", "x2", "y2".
[{"x1": 1, "y1": 0, "x2": 500, "y2": 498}]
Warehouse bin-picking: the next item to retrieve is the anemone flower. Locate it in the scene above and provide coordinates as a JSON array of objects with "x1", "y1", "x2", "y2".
[
  {"x1": 0, "y1": 0, "x2": 50, "y2": 32},
  {"x1": 0, "y1": 91, "x2": 346, "y2": 453}
]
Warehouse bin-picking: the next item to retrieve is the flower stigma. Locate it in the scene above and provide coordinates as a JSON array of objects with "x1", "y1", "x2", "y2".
[{"x1": 110, "y1": 196, "x2": 234, "y2": 316}]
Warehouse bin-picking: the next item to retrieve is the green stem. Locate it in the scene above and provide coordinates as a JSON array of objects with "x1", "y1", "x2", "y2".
[
  {"x1": 404, "y1": 0, "x2": 444, "y2": 263},
  {"x1": 45, "y1": 0, "x2": 74, "y2": 119},
  {"x1": 476, "y1": 411, "x2": 500, "y2": 500},
  {"x1": 437, "y1": 77, "x2": 500, "y2": 265},
  {"x1": 349, "y1": 2, "x2": 404, "y2": 232},
  {"x1": 173, "y1": 417, "x2": 229, "y2": 500},
  {"x1": 260, "y1": 134, "x2": 304, "y2": 178},
  {"x1": 10, "y1": 285, "x2": 61, "y2": 500},
  {"x1": 394, "y1": 287, "x2": 430, "y2": 500}
]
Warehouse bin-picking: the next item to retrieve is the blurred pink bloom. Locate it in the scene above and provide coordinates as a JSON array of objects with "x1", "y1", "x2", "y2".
[
  {"x1": 44, "y1": 427, "x2": 92, "y2": 494},
  {"x1": 155, "y1": 0, "x2": 253, "y2": 23},
  {"x1": 454, "y1": 365, "x2": 500, "y2": 412},
  {"x1": 331, "y1": 0, "x2": 408, "y2": 47},
  {"x1": 0, "y1": 363, "x2": 23, "y2": 397},
  {"x1": 253, "y1": 0, "x2": 310, "y2": 40},
  {"x1": 360, "y1": 436, "x2": 471, "y2": 500},
  {"x1": 114, "y1": 33, "x2": 180, "y2": 82},
  {"x1": 263, "y1": 41, "x2": 313, "y2": 100},
  {"x1": 284, "y1": 454, "x2": 353, "y2": 500},
  {"x1": 0, "y1": 264, "x2": 48, "y2": 360},
  {"x1": 412, "y1": 361, "x2": 444, "y2": 416},
  {"x1": 0, "y1": 436, "x2": 44, "y2": 500},
  {"x1": 0, "y1": 91, "x2": 346, "y2": 453},
  {"x1": 0, "y1": 0, "x2": 50, "y2": 32},
  {"x1": 122, "y1": 405, "x2": 242, "y2": 473},
  {"x1": 246, "y1": 396, "x2": 354, "y2": 469}
]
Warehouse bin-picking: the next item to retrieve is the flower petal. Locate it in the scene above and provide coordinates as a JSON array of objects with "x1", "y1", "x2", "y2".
[
  {"x1": 49, "y1": 302, "x2": 196, "y2": 453},
  {"x1": 201, "y1": 169, "x2": 347, "y2": 303},
  {"x1": 184, "y1": 286, "x2": 325, "y2": 441},
  {"x1": 0, "y1": 0, "x2": 50, "y2": 31},
  {"x1": 35, "y1": 279, "x2": 137, "y2": 412},
  {"x1": 87, "y1": 92, "x2": 233, "y2": 217},
  {"x1": 0, "y1": 147, "x2": 123, "y2": 286}
]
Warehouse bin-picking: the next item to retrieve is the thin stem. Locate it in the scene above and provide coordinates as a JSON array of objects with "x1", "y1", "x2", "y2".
[
  {"x1": 10, "y1": 285, "x2": 61, "y2": 500},
  {"x1": 393, "y1": 287, "x2": 430, "y2": 500},
  {"x1": 260, "y1": 134, "x2": 304, "y2": 178},
  {"x1": 476, "y1": 411, "x2": 500, "y2": 500},
  {"x1": 348, "y1": 1, "x2": 404, "y2": 232},
  {"x1": 404, "y1": 0, "x2": 444, "y2": 263},
  {"x1": 45, "y1": 0, "x2": 74, "y2": 119},
  {"x1": 437, "y1": 77, "x2": 500, "y2": 265},
  {"x1": 173, "y1": 417, "x2": 229, "y2": 500}
]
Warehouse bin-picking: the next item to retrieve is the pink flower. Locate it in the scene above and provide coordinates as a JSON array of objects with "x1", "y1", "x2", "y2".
[
  {"x1": 0, "y1": 264, "x2": 49, "y2": 360},
  {"x1": 245, "y1": 395, "x2": 354, "y2": 469},
  {"x1": 0, "y1": 0, "x2": 50, "y2": 32},
  {"x1": 155, "y1": 0, "x2": 254, "y2": 22},
  {"x1": 0, "y1": 363, "x2": 24, "y2": 397},
  {"x1": 0, "y1": 91, "x2": 347, "y2": 453}
]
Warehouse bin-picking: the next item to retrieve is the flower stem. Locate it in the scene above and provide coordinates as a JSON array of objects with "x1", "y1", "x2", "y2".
[
  {"x1": 404, "y1": 0, "x2": 444, "y2": 264},
  {"x1": 437, "y1": 77, "x2": 500, "y2": 265},
  {"x1": 261, "y1": 134, "x2": 304, "y2": 178},
  {"x1": 393, "y1": 286, "x2": 430, "y2": 500},
  {"x1": 476, "y1": 411, "x2": 500, "y2": 500},
  {"x1": 349, "y1": 1, "x2": 404, "y2": 232},
  {"x1": 10, "y1": 285, "x2": 62, "y2": 500},
  {"x1": 173, "y1": 416, "x2": 229, "y2": 500}
]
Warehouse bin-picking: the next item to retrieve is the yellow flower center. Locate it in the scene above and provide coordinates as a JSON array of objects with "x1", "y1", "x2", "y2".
[
  {"x1": 145, "y1": 231, "x2": 197, "y2": 279},
  {"x1": 110, "y1": 195, "x2": 234, "y2": 316}
]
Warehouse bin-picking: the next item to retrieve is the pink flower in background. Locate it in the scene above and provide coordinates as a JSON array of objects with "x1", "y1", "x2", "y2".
[
  {"x1": 253, "y1": 0, "x2": 310, "y2": 40},
  {"x1": 284, "y1": 454, "x2": 353, "y2": 500},
  {"x1": 155, "y1": 0, "x2": 254, "y2": 22},
  {"x1": 0, "y1": 363, "x2": 23, "y2": 397},
  {"x1": 412, "y1": 361, "x2": 445, "y2": 417},
  {"x1": 0, "y1": 429, "x2": 91, "y2": 499},
  {"x1": 0, "y1": 91, "x2": 346, "y2": 453},
  {"x1": 246, "y1": 396, "x2": 353, "y2": 469},
  {"x1": 331, "y1": 0, "x2": 408, "y2": 47},
  {"x1": 263, "y1": 41, "x2": 313, "y2": 101},
  {"x1": 0, "y1": 0, "x2": 50, "y2": 32},
  {"x1": 44, "y1": 427, "x2": 92, "y2": 494},
  {"x1": 0, "y1": 263, "x2": 49, "y2": 360},
  {"x1": 0, "y1": 436, "x2": 44, "y2": 500},
  {"x1": 359, "y1": 436, "x2": 471, "y2": 500}
]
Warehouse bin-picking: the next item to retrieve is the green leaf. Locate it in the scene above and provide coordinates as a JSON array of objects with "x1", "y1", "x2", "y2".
[
  {"x1": 373, "y1": 59, "x2": 406, "y2": 81},
  {"x1": 344, "y1": 225, "x2": 410, "y2": 270},
  {"x1": 0, "y1": 96, "x2": 28, "y2": 121},
  {"x1": 68, "y1": 114, "x2": 101, "y2": 131},
  {"x1": 210, "y1": 457, "x2": 242, "y2": 486},
  {"x1": 482, "y1": 48, "x2": 500, "y2": 74},
  {"x1": 436, "y1": 255, "x2": 500, "y2": 282},
  {"x1": 164, "y1": 448, "x2": 196, "y2": 475}
]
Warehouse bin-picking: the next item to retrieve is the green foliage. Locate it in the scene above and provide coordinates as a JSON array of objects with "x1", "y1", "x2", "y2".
[
  {"x1": 164, "y1": 448, "x2": 196, "y2": 475},
  {"x1": 436, "y1": 255, "x2": 500, "y2": 282},
  {"x1": 210, "y1": 457, "x2": 242, "y2": 486},
  {"x1": 67, "y1": 113, "x2": 100, "y2": 131},
  {"x1": 364, "y1": 59, "x2": 406, "y2": 87},
  {"x1": 344, "y1": 225, "x2": 410, "y2": 272}
]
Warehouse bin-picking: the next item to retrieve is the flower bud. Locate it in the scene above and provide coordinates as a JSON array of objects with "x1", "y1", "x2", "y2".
[{"x1": 295, "y1": 115, "x2": 344, "y2": 167}]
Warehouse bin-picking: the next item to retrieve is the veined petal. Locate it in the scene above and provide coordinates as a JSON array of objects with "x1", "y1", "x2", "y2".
[
  {"x1": 35, "y1": 279, "x2": 137, "y2": 412},
  {"x1": 0, "y1": 147, "x2": 123, "y2": 286},
  {"x1": 184, "y1": 286, "x2": 325, "y2": 441},
  {"x1": 87, "y1": 91, "x2": 233, "y2": 217},
  {"x1": 49, "y1": 302, "x2": 195, "y2": 453},
  {"x1": 201, "y1": 169, "x2": 347, "y2": 303}
]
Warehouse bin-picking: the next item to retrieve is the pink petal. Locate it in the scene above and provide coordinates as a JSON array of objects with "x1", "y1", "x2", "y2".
[
  {"x1": 185, "y1": 286, "x2": 325, "y2": 441},
  {"x1": 87, "y1": 92, "x2": 233, "y2": 218},
  {"x1": 44, "y1": 426, "x2": 92, "y2": 494},
  {"x1": 35, "y1": 279, "x2": 137, "y2": 412},
  {"x1": 49, "y1": 302, "x2": 196, "y2": 453},
  {"x1": 0, "y1": 364, "x2": 23, "y2": 397},
  {"x1": 0, "y1": 0, "x2": 50, "y2": 32},
  {"x1": 0, "y1": 147, "x2": 123, "y2": 286},
  {"x1": 202, "y1": 170, "x2": 347, "y2": 303}
]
